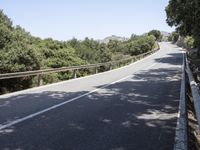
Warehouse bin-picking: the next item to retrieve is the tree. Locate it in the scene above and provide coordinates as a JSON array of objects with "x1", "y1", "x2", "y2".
[
  {"x1": 0, "y1": 10, "x2": 12, "y2": 28},
  {"x1": 148, "y1": 30, "x2": 162, "y2": 41},
  {"x1": 166, "y1": 0, "x2": 200, "y2": 55},
  {"x1": 45, "y1": 47, "x2": 84, "y2": 68},
  {"x1": 128, "y1": 35, "x2": 155, "y2": 56},
  {"x1": 97, "y1": 43, "x2": 111, "y2": 63},
  {"x1": 0, "y1": 10, "x2": 157, "y2": 94},
  {"x1": 0, "y1": 24, "x2": 13, "y2": 49},
  {"x1": 168, "y1": 35, "x2": 173, "y2": 42},
  {"x1": 184, "y1": 36, "x2": 195, "y2": 49},
  {"x1": 171, "y1": 31, "x2": 179, "y2": 43}
]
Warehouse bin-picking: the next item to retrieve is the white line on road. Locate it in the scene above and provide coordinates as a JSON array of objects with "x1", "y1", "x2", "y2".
[
  {"x1": 0, "y1": 75, "x2": 132, "y2": 130},
  {"x1": 0, "y1": 62, "x2": 159, "y2": 130}
]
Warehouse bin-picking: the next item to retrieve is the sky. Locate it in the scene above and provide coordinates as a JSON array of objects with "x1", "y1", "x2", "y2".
[{"x1": 0, "y1": 0, "x2": 174, "y2": 41}]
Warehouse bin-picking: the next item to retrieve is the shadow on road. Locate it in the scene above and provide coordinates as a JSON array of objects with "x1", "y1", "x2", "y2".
[
  {"x1": 155, "y1": 53, "x2": 183, "y2": 66},
  {"x1": 0, "y1": 65, "x2": 182, "y2": 150}
]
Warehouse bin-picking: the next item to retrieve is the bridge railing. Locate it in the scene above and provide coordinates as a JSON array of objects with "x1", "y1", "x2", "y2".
[{"x1": 0, "y1": 47, "x2": 159, "y2": 86}]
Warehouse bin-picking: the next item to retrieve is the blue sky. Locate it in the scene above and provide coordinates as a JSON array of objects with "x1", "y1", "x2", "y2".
[{"x1": 0, "y1": 0, "x2": 174, "y2": 41}]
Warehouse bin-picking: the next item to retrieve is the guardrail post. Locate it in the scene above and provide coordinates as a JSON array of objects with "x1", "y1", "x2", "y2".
[
  {"x1": 109, "y1": 64, "x2": 112, "y2": 70},
  {"x1": 131, "y1": 58, "x2": 134, "y2": 63},
  {"x1": 118, "y1": 62, "x2": 120, "y2": 68},
  {"x1": 37, "y1": 74, "x2": 43, "y2": 87},
  {"x1": 73, "y1": 69, "x2": 77, "y2": 79},
  {"x1": 95, "y1": 66, "x2": 98, "y2": 74}
]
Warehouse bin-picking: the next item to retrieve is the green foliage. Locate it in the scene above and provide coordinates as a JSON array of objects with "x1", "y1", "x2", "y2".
[
  {"x1": 148, "y1": 30, "x2": 162, "y2": 41},
  {"x1": 0, "y1": 10, "x2": 12, "y2": 28},
  {"x1": 184, "y1": 36, "x2": 195, "y2": 49},
  {"x1": 44, "y1": 47, "x2": 84, "y2": 68},
  {"x1": 166, "y1": 0, "x2": 200, "y2": 55},
  {"x1": 168, "y1": 35, "x2": 173, "y2": 41},
  {"x1": 0, "y1": 10, "x2": 156, "y2": 94},
  {"x1": 0, "y1": 24, "x2": 12, "y2": 49},
  {"x1": 96, "y1": 43, "x2": 111, "y2": 63},
  {"x1": 170, "y1": 32, "x2": 179, "y2": 43},
  {"x1": 128, "y1": 35, "x2": 156, "y2": 56}
]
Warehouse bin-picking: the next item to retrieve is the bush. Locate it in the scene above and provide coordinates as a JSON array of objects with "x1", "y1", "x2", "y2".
[
  {"x1": 148, "y1": 30, "x2": 162, "y2": 41},
  {"x1": 184, "y1": 36, "x2": 195, "y2": 49},
  {"x1": 171, "y1": 32, "x2": 179, "y2": 43}
]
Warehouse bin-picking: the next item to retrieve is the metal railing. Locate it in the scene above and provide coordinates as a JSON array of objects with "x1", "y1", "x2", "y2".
[
  {"x1": 174, "y1": 50, "x2": 200, "y2": 150},
  {"x1": 174, "y1": 53, "x2": 188, "y2": 150},
  {"x1": 0, "y1": 47, "x2": 159, "y2": 86},
  {"x1": 186, "y1": 58, "x2": 200, "y2": 128}
]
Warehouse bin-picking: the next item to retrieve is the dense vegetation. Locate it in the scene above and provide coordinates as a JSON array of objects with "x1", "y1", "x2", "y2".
[
  {"x1": 168, "y1": 31, "x2": 179, "y2": 43},
  {"x1": 0, "y1": 10, "x2": 157, "y2": 94},
  {"x1": 148, "y1": 30, "x2": 162, "y2": 41},
  {"x1": 166, "y1": 0, "x2": 200, "y2": 55}
]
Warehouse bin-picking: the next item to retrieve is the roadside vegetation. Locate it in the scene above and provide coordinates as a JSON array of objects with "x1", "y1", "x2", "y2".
[
  {"x1": 166, "y1": 0, "x2": 200, "y2": 80},
  {"x1": 166, "y1": 1, "x2": 200, "y2": 149},
  {"x1": 0, "y1": 10, "x2": 158, "y2": 94},
  {"x1": 166, "y1": 0, "x2": 200, "y2": 56}
]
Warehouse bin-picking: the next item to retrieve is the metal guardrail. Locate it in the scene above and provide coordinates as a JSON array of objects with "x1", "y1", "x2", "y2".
[
  {"x1": 0, "y1": 48, "x2": 159, "y2": 86},
  {"x1": 174, "y1": 53, "x2": 188, "y2": 150},
  {"x1": 174, "y1": 50, "x2": 200, "y2": 150},
  {"x1": 186, "y1": 58, "x2": 200, "y2": 129}
]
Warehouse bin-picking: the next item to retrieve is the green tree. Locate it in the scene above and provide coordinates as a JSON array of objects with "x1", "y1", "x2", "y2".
[
  {"x1": 45, "y1": 47, "x2": 84, "y2": 68},
  {"x1": 0, "y1": 10, "x2": 157, "y2": 94},
  {"x1": 184, "y1": 36, "x2": 195, "y2": 49},
  {"x1": 168, "y1": 35, "x2": 173, "y2": 41},
  {"x1": 148, "y1": 30, "x2": 162, "y2": 41},
  {"x1": 171, "y1": 31, "x2": 179, "y2": 43},
  {"x1": 128, "y1": 35, "x2": 155, "y2": 56},
  {"x1": 97, "y1": 43, "x2": 111, "y2": 63},
  {"x1": 0, "y1": 24, "x2": 12, "y2": 49},
  {"x1": 166, "y1": 0, "x2": 200, "y2": 55}
]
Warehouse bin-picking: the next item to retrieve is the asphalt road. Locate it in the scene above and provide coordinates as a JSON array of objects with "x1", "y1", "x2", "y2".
[{"x1": 0, "y1": 42, "x2": 183, "y2": 150}]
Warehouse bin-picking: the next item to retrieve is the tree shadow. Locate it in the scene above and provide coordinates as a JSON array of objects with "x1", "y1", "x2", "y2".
[
  {"x1": 154, "y1": 53, "x2": 183, "y2": 66},
  {"x1": 0, "y1": 66, "x2": 181, "y2": 150}
]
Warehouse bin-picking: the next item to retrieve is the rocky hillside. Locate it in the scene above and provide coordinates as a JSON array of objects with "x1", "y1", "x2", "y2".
[{"x1": 99, "y1": 35, "x2": 129, "y2": 43}]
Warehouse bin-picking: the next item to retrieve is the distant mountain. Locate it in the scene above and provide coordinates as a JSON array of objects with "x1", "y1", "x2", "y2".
[
  {"x1": 98, "y1": 31, "x2": 171, "y2": 43},
  {"x1": 99, "y1": 35, "x2": 129, "y2": 44}
]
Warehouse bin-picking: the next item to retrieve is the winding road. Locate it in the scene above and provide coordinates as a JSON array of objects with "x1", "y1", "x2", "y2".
[{"x1": 0, "y1": 42, "x2": 183, "y2": 150}]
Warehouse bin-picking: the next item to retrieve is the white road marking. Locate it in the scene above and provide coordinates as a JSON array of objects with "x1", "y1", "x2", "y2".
[
  {"x1": 0, "y1": 75, "x2": 131, "y2": 130},
  {"x1": 0, "y1": 61, "x2": 160, "y2": 130}
]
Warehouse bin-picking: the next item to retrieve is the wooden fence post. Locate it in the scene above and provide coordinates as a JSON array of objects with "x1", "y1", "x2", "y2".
[
  {"x1": 37, "y1": 74, "x2": 43, "y2": 87},
  {"x1": 109, "y1": 64, "x2": 112, "y2": 70},
  {"x1": 73, "y1": 69, "x2": 77, "y2": 79},
  {"x1": 95, "y1": 66, "x2": 98, "y2": 74},
  {"x1": 131, "y1": 58, "x2": 134, "y2": 63}
]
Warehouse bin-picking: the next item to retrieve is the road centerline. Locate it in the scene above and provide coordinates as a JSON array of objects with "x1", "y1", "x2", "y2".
[{"x1": 0, "y1": 62, "x2": 162, "y2": 131}]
